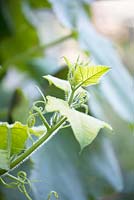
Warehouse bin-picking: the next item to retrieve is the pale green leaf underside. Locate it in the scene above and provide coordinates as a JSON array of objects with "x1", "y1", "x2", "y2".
[
  {"x1": 46, "y1": 96, "x2": 112, "y2": 150},
  {"x1": 43, "y1": 75, "x2": 88, "y2": 95},
  {"x1": 43, "y1": 75, "x2": 70, "y2": 93},
  {"x1": 74, "y1": 65, "x2": 110, "y2": 87},
  {"x1": 0, "y1": 122, "x2": 46, "y2": 170}
]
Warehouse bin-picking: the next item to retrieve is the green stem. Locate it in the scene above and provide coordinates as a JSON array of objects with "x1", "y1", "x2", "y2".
[
  {"x1": 0, "y1": 117, "x2": 66, "y2": 177},
  {"x1": 22, "y1": 185, "x2": 32, "y2": 200},
  {"x1": 11, "y1": 117, "x2": 66, "y2": 167},
  {"x1": 6, "y1": 174, "x2": 32, "y2": 200},
  {"x1": 6, "y1": 173, "x2": 23, "y2": 184},
  {"x1": 3, "y1": 33, "x2": 73, "y2": 67},
  {"x1": 34, "y1": 107, "x2": 51, "y2": 130},
  {"x1": 68, "y1": 89, "x2": 76, "y2": 106},
  {"x1": 0, "y1": 86, "x2": 75, "y2": 177}
]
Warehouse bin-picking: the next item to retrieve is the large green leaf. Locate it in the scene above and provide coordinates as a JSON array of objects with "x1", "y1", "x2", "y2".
[
  {"x1": 0, "y1": 122, "x2": 46, "y2": 170},
  {"x1": 46, "y1": 96, "x2": 112, "y2": 150},
  {"x1": 73, "y1": 65, "x2": 110, "y2": 87}
]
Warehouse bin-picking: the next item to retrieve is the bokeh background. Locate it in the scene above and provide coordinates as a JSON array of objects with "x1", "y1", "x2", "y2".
[{"x1": 0, "y1": 0, "x2": 133, "y2": 199}]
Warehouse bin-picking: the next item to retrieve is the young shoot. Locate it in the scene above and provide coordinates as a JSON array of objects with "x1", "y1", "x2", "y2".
[{"x1": 0, "y1": 57, "x2": 112, "y2": 200}]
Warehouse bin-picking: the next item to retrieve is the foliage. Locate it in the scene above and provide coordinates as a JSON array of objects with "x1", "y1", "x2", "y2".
[
  {"x1": 0, "y1": 122, "x2": 45, "y2": 170},
  {"x1": 0, "y1": 58, "x2": 111, "y2": 199},
  {"x1": 45, "y1": 95, "x2": 111, "y2": 150},
  {"x1": 0, "y1": 0, "x2": 133, "y2": 200}
]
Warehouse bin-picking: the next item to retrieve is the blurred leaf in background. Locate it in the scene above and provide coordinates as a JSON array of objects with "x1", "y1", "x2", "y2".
[{"x1": 0, "y1": 0, "x2": 39, "y2": 70}]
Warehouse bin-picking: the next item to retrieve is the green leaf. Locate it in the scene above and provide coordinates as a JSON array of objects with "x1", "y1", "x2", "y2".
[
  {"x1": 43, "y1": 75, "x2": 88, "y2": 95},
  {"x1": 43, "y1": 75, "x2": 70, "y2": 93},
  {"x1": 29, "y1": 0, "x2": 51, "y2": 8},
  {"x1": 63, "y1": 56, "x2": 72, "y2": 68},
  {"x1": 0, "y1": 122, "x2": 46, "y2": 170},
  {"x1": 0, "y1": 0, "x2": 41, "y2": 70},
  {"x1": 49, "y1": 0, "x2": 133, "y2": 122},
  {"x1": 46, "y1": 96, "x2": 112, "y2": 150},
  {"x1": 0, "y1": 122, "x2": 28, "y2": 156},
  {"x1": 74, "y1": 65, "x2": 110, "y2": 87},
  {"x1": 68, "y1": 109, "x2": 112, "y2": 150},
  {"x1": 45, "y1": 96, "x2": 68, "y2": 113}
]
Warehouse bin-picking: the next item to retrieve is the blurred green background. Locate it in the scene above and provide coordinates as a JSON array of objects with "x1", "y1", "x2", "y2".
[{"x1": 0, "y1": 0, "x2": 133, "y2": 199}]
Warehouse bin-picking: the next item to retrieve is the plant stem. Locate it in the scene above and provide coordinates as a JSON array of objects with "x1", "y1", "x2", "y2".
[
  {"x1": 0, "y1": 85, "x2": 75, "y2": 177},
  {"x1": 6, "y1": 173, "x2": 23, "y2": 184},
  {"x1": 11, "y1": 117, "x2": 66, "y2": 167},
  {"x1": 22, "y1": 185, "x2": 32, "y2": 200},
  {"x1": 34, "y1": 107, "x2": 51, "y2": 130},
  {"x1": 68, "y1": 89, "x2": 76, "y2": 106},
  {"x1": 6, "y1": 173, "x2": 32, "y2": 200},
  {"x1": 0, "y1": 117, "x2": 66, "y2": 177}
]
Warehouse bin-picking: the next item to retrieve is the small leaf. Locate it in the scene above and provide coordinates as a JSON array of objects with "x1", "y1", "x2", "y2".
[
  {"x1": 43, "y1": 75, "x2": 88, "y2": 95},
  {"x1": 46, "y1": 96, "x2": 112, "y2": 150},
  {"x1": 74, "y1": 65, "x2": 110, "y2": 87},
  {"x1": 63, "y1": 56, "x2": 72, "y2": 68},
  {"x1": 43, "y1": 75, "x2": 71, "y2": 93}
]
